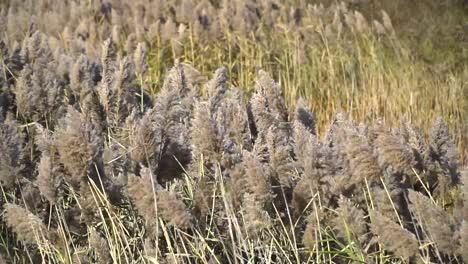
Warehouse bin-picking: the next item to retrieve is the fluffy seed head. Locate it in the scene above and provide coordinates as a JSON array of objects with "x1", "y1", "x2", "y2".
[{"x1": 369, "y1": 211, "x2": 418, "y2": 260}]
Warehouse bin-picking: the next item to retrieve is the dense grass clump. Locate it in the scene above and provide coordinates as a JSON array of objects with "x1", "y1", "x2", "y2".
[{"x1": 0, "y1": 0, "x2": 467, "y2": 263}]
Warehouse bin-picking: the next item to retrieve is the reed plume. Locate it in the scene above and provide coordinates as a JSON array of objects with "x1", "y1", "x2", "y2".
[
  {"x1": 338, "y1": 130, "x2": 382, "y2": 194},
  {"x1": 332, "y1": 196, "x2": 368, "y2": 245},
  {"x1": 54, "y1": 106, "x2": 104, "y2": 188},
  {"x1": 0, "y1": 113, "x2": 25, "y2": 188},
  {"x1": 375, "y1": 131, "x2": 416, "y2": 186},
  {"x1": 292, "y1": 121, "x2": 337, "y2": 214},
  {"x1": 36, "y1": 153, "x2": 63, "y2": 204},
  {"x1": 425, "y1": 118, "x2": 460, "y2": 197},
  {"x1": 250, "y1": 70, "x2": 288, "y2": 133},
  {"x1": 89, "y1": 229, "x2": 112, "y2": 263},
  {"x1": 408, "y1": 190, "x2": 457, "y2": 255},
  {"x1": 127, "y1": 167, "x2": 193, "y2": 237},
  {"x1": 369, "y1": 211, "x2": 419, "y2": 261},
  {"x1": 229, "y1": 150, "x2": 273, "y2": 210},
  {"x1": 3, "y1": 203, "x2": 56, "y2": 245}
]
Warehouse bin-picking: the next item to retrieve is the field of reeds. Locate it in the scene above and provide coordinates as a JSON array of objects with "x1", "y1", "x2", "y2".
[{"x1": 0, "y1": 0, "x2": 467, "y2": 263}]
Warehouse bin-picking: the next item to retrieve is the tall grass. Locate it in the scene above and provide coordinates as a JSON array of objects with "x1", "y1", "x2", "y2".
[
  {"x1": 0, "y1": 0, "x2": 467, "y2": 263},
  {"x1": 141, "y1": 2, "x2": 467, "y2": 160}
]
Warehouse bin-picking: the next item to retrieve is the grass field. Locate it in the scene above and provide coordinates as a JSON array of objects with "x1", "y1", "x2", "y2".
[
  {"x1": 0, "y1": 0, "x2": 467, "y2": 263},
  {"x1": 141, "y1": 0, "x2": 467, "y2": 160}
]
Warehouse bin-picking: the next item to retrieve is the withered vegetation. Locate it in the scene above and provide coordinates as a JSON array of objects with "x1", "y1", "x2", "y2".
[{"x1": 0, "y1": 0, "x2": 466, "y2": 263}]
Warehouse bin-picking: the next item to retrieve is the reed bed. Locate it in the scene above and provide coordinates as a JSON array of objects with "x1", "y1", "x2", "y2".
[{"x1": 0, "y1": 0, "x2": 467, "y2": 263}]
